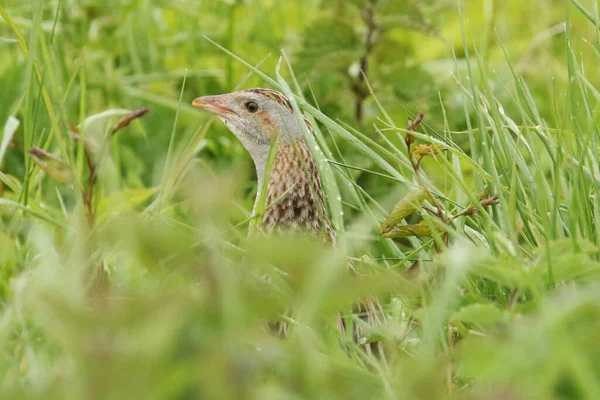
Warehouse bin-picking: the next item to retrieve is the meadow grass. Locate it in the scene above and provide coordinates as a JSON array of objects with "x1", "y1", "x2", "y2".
[{"x1": 1, "y1": 1, "x2": 600, "y2": 399}]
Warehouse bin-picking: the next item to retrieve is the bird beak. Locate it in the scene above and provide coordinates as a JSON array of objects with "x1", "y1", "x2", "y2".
[{"x1": 192, "y1": 95, "x2": 235, "y2": 117}]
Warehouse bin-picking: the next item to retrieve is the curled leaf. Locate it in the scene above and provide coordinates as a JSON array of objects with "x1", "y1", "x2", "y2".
[
  {"x1": 29, "y1": 147, "x2": 73, "y2": 184},
  {"x1": 68, "y1": 108, "x2": 149, "y2": 154},
  {"x1": 379, "y1": 188, "x2": 428, "y2": 235},
  {"x1": 475, "y1": 188, "x2": 489, "y2": 201},
  {"x1": 381, "y1": 221, "x2": 432, "y2": 238},
  {"x1": 70, "y1": 130, "x2": 101, "y2": 153}
]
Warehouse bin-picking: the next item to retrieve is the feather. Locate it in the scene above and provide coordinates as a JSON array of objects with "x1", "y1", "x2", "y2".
[{"x1": 254, "y1": 90, "x2": 385, "y2": 354}]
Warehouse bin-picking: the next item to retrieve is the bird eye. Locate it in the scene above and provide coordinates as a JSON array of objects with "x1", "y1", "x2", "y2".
[{"x1": 245, "y1": 101, "x2": 259, "y2": 113}]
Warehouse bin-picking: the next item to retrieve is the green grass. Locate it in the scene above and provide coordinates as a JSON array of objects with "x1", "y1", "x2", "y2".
[{"x1": 1, "y1": 0, "x2": 600, "y2": 399}]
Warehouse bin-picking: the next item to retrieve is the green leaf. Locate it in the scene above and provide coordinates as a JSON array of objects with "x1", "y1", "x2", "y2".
[
  {"x1": 97, "y1": 187, "x2": 158, "y2": 218},
  {"x1": 531, "y1": 240, "x2": 600, "y2": 283},
  {"x1": 380, "y1": 222, "x2": 432, "y2": 238},
  {"x1": 0, "y1": 198, "x2": 67, "y2": 229},
  {"x1": 379, "y1": 189, "x2": 428, "y2": 234},
  {"x1": 80, "y1": 108, "x2": 133, "y2": 144},
  {"x1": 296, "y1": 18, "x2": 361, "y2": 73},
  {"x1": 0, "y1": 171, "x2": 22, "y2": 193},
  {"x1": 379, "y1": 0, "x2": 438, "y2": 36},
  {"x1": 451, "y1": 303, "x2": 505, "y2": 326},
  {"x1": 29, "y1": 147, "x2": 74, "y2": 185},
  {"x1": 470, "y1": 255, "x2": 529, "y2": 288},
  {"x1": 570, "y1": 0, "x2": 600, "y2": 29}
]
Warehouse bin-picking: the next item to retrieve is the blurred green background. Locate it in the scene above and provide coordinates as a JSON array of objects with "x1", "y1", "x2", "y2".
[
  {"x1": 1, "y1": 0, "x2": 600, "y2": 399},
  {"x1": 2, "y1": 0, "x2": 594, "y2": 196}
]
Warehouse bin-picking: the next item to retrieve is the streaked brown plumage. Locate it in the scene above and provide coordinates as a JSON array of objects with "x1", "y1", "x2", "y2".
[
  {"x1": 263, "y1": 138, "x2": 335, "y2": 240},
  {"x1": 192, "y1": 88, "x2": 384, "y2": 352}
]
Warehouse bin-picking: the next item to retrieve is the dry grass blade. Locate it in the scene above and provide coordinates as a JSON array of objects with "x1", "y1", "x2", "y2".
[{"x1": 111, "y1": 107, "x2": 150, "y2": 134}]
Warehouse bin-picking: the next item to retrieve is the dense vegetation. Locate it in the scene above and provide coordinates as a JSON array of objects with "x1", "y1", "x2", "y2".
[{"x1": 1, "y1": 0, "x2": 600, "y2": 398}]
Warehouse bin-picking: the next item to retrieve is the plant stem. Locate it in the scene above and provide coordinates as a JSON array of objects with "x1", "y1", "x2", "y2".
[
  {"x1": 353, "y1": 0, "x2": 379, "y2": 122},
  {"x1": 83, "y1": 151, "x2": 95, "y2": 227}
]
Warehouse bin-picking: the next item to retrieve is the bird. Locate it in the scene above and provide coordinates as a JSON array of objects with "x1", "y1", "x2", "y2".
[{"x1": 192, "y1": 88, "x2": 384, "y2": 353}]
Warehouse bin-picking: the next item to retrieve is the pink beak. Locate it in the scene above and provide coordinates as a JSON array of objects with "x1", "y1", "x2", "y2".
[{"x1": 192, "y1": 95, "x2": 235, "y2": 117}]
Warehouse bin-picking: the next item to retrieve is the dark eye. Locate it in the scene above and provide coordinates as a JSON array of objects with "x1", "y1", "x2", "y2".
[{"x1": 245, "y1": 101, "x2": 259, "y2": 113}]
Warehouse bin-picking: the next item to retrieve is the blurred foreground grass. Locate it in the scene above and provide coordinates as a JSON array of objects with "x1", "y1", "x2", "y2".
[{"x1": 2, "y1": 1, "x2": 600, "y2": 399}]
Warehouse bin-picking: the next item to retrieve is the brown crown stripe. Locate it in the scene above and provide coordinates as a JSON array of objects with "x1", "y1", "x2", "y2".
[{"x1": 245, "y1": 88, "x2": 313, "y2": 133}]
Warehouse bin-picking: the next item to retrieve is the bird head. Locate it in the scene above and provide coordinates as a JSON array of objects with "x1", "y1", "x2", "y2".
[{"x1": 193, "y1": 89, "x2": 311, "y2": 166}]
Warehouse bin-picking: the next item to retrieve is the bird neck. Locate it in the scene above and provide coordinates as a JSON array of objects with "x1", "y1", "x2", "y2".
[{"x1": 253, "y1": 138, "x2": 334, "y2": 240}]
